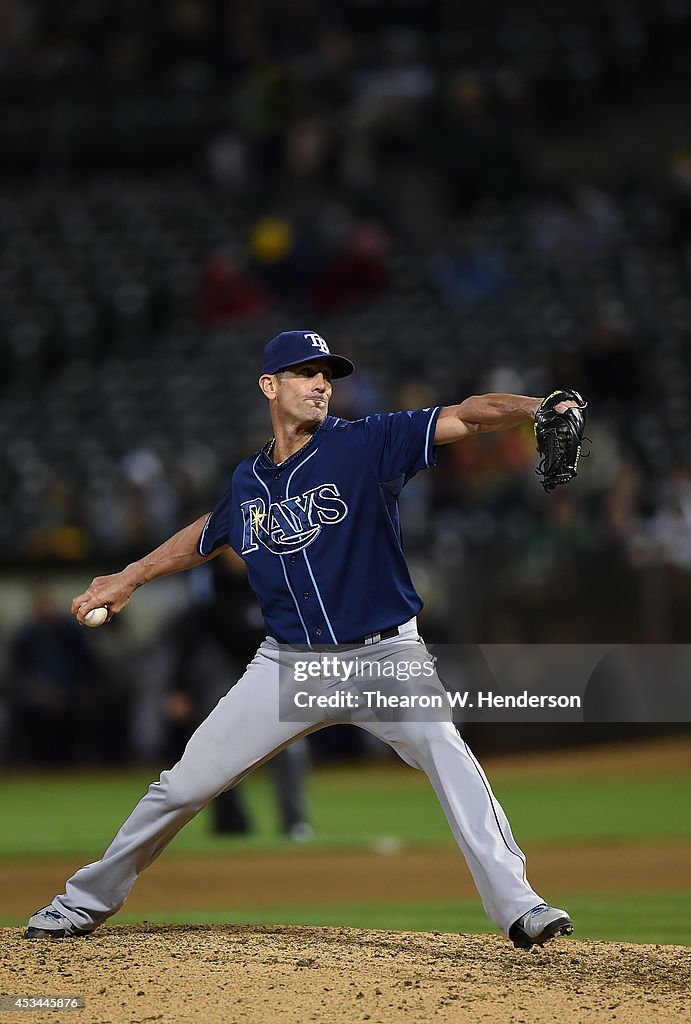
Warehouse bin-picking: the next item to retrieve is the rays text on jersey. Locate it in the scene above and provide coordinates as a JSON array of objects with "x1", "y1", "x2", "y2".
[{"x1": 240, "y1": 485, "x2": 349, "y2": 554}]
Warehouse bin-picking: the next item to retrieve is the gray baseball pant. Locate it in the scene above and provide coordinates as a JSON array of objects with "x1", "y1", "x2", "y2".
[{"x1": 52, "y1": 620, "x2": 542, "y2": 935}]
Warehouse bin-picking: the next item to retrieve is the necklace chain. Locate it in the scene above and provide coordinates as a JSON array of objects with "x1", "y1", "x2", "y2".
[{"x1": 265, "y1": 432, "x2": 316, "y2": 466}]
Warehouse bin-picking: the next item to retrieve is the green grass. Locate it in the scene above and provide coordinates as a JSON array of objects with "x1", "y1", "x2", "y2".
[
  {"x1": 51, "y1": 890, "x2": 686, "y2": 946},
  {"x1": 1, "y1": 765, "x2": 688, "y2": 944},
  {"x1": 2, "y1": 891, "x2": 689, "y2": 944},
  {"x1": 0, "y1": 767, "x2": 689, "y2": 858}
]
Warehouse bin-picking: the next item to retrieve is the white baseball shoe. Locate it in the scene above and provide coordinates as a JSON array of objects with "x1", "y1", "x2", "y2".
[
  {"x1": 509, "y1": 903, "x2": 574, "y2": 950},
  {"x1": 286, "y1": 822, "x2": 314, "y2": 843},
  {"x1": 24, "y1": 906, "x2": 90, "y2": 939}
]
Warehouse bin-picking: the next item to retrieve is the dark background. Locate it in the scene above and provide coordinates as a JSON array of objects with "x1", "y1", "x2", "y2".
[{"x1": 1, "y1": 0, "x2": 690, "y2": 765}]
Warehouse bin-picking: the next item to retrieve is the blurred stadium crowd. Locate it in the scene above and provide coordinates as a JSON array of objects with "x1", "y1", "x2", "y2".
[
  {"x1": 1, "y1": 0, "x2": 689, "y2": 178},
  {"x1": 1, "y1": 0, "x2": 690, "y2": 764}
]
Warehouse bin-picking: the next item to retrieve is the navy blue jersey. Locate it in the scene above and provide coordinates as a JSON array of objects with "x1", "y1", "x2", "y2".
[{"x1": 198, "y1": 408, "x2": 442, "y2": 644}]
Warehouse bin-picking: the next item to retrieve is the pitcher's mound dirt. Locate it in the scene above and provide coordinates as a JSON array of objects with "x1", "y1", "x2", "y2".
[{"x1": 3, "y1": 925, "x2": 689, "y2": 1024}]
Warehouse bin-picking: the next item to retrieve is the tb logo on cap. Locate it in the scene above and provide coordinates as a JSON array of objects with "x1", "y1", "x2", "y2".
[{"x1": 304, "y1": 333, "x2": 329, "y2": 354}]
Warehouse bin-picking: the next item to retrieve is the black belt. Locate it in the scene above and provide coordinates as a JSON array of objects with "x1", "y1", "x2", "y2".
[
  {"x1": 354, "y1": 625, "x2": 401, "y2": 646},
  {"x1": 276, "y1": 625, "x2": 403, "y2": 647}
]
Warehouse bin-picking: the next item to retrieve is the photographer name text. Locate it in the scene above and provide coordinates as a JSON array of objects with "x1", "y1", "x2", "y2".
[{"x1": 293, "y1": 691, "x2": 582, "y2": 710}]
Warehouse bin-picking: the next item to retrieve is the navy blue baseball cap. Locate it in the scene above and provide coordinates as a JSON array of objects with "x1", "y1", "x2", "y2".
[{"x1": 262, "y1": 331, "x2": 355, "y2": 379}]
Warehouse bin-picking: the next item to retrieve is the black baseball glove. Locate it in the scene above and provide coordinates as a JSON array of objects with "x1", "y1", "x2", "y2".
[{"x1": 534, "y1": 389, "x2": 588, "y2": 492}]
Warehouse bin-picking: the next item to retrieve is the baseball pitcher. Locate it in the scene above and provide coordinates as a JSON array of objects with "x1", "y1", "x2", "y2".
[{"x1": 26, "y1": 331, "x2": 586, "y2": 950}]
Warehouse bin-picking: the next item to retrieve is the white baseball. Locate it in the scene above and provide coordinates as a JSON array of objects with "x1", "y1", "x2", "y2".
[{"x1": 84, "y1": 606, "x2": 108, "y2": 628}]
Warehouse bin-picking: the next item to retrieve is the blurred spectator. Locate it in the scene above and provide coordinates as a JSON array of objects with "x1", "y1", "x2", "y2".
[
  {"x1": 23, "y1": 476, "x2": 90, "y2": 561},
  {"x1": 638, "y1": 464, "x2": 691, "y2": 570},
  {"x1": 310, "y1": 221, "x2": 391, "y2": 312},
  {"x1": 520, "y1": 491, "x2": 600, "y2": 586},
  {"x1": 166, "y1": 549, "x2": 312, "y2": 841},
  {"x1": 5, "y1": 587, "x2": 104, "y2": 765},
  {"x1": 285, "y1": 116, "x2": 331, "y2": 180},
  {"x1": 326, "y1": 341, "x2": 384, "y2": 419},
  {"x1": 530, "y1": 184, "x2": 622, "y2": 272},
  {"x1": 305, "y1": 28, "x2": 354, "y2": 111},
  {"x1": 429, "y1": 230, "x2": 507, "y2": 308},
  {"x1": 248, "y1": 215, "x2": 320, "y2": 302},
  {"x1": 172, "y1": 444, "x2": 221, "y2": 523},
  {"x1": 446, "y1": 426, "x2": 536, "y2": 514},
  {"x1": 344, "y1": 28, "x2": 434, "y2": 184},
  {"x1": 206, "y1": 132, "x2": 248, "y2": 189},
  {"x1": 234, "y1": 59, "x2": 313, "y2": 181},
  {"x1": 118, "y1": 449, "x2": 180, "y2": 551},
  {"x1": 602, "y1": 461, "x2": 644, "y2": 548},
  {"x1": 196, "y1": 247, "x2": 271, "y2": 326},
  {"x1": 392, "y1": 378, "x2": 438, "y2": 545},
  {"x1": 426, "y1": 71, "x2": 530, "y2": 211}
]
